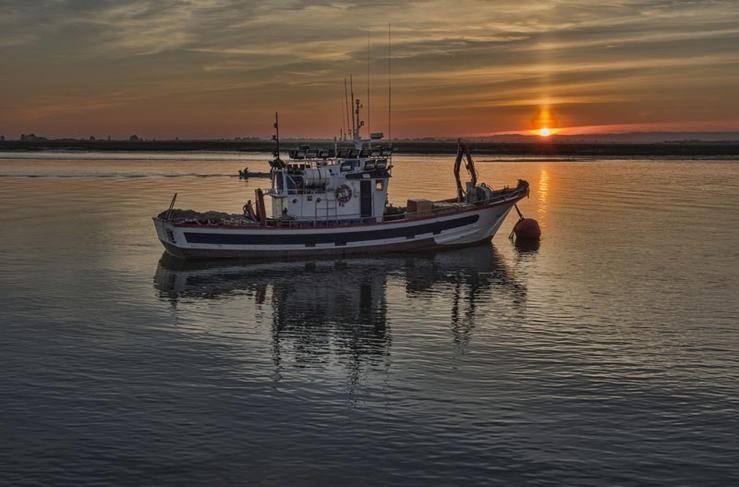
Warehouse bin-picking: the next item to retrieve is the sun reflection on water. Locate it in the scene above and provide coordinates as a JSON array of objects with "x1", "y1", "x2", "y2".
[{"x1": 537, "y1": 167, "x2": 550, "y2": 222}]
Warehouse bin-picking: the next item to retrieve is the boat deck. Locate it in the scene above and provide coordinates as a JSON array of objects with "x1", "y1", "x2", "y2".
[{"x1": 156, "y1": 181, "x2": 528, "y2": 230}]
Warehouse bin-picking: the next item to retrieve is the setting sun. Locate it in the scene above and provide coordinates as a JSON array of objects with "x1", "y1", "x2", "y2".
[{"x1": 538, "y1": 127, "x2": 552, "y2": 137}]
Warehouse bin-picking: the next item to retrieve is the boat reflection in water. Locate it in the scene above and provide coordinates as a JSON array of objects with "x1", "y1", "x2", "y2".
[{"x1": 154, "y1": 243, "x2": 527, "y2": 384}]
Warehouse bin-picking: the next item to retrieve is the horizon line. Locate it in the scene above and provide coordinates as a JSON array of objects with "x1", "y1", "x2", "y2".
[{"x1": 5, "y1": 130, "x2": 739, "y2": 142}]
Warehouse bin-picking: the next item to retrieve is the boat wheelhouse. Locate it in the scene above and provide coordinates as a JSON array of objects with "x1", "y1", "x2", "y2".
[{"x1": 269, "y1": 144, "x2": 392, "y2": 224}]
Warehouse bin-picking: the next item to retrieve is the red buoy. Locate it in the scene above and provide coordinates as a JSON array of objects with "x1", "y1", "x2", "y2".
[{"x1": 513, "y1": 218, "x2": 541, "y2": 240}]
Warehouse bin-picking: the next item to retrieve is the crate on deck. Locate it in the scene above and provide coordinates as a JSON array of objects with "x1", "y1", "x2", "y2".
[{"x1": 406, "y1": 199, "x2": 433, "y2": 215}]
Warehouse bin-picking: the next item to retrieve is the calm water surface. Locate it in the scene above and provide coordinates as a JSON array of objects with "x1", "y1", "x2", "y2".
[{"x1": 1, "y1": 153, "x2": 738, "y2": 485}]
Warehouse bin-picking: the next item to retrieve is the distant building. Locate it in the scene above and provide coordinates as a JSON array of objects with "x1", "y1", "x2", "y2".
[
  {"x1": 129, "y1": 135, "x2": 140, "y2": 142},
  {"x1": 20, "y1": 133, "x2": 48, "y2": 141},
  {"x1": 89, "y1": 136, "x2": 96, "y2": 141}
]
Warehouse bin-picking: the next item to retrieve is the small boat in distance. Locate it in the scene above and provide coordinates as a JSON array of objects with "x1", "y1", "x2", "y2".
[
  {"x1": 154, "y1": 101, "x2": 530, "y2": 260},
  {"x1": 238, "y1": 167, "x2": 271, "y2": 179}
]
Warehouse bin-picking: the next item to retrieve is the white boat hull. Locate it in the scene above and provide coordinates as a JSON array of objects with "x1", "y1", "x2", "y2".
[{"x1": 154, "y1": 197, "x2": 522, "y2": 260}]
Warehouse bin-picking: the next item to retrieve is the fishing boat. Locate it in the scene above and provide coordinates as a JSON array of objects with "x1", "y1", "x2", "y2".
[{"x1": 153, "y1": 100, "x2": 530, "y2": 260}]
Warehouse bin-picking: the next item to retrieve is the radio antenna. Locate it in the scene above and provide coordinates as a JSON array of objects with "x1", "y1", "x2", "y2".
[
  {"x1": 339, "y1": 96, "x2": 345, "y2": 142},
  {"x1": 387, "y1": 23, "x2": 392, "y2": 143},
  {"x1": 367, "y1": 30, "x2": 371, "y2": 148},
  {"x1": 344, "y1": 77, "x2": 351, "y2": 141},
  {"x1": 349, "y1": 74, "x2": 356, "y2": 139}
]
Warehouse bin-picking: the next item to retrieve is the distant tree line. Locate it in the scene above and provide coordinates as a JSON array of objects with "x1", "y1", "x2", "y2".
[{"x1": 1, "y1": 137, "x2": 739, "y2": 156}]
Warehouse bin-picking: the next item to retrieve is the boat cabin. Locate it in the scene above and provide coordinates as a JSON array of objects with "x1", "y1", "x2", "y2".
[{"x1": 268, "y1": 146, "x2": 391, "y2": 223}]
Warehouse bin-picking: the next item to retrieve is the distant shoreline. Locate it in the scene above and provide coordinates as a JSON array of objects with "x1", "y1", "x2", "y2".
[{"x1": 2, "y1": 139, "x2": 739, "y2": 157}]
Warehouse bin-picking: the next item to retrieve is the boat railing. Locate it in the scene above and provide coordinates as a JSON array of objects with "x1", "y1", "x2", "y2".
[
  {"x1": 288, "y1": 145, "x2": 393, "y2": 161},
  {"x1": 283, "y1": 156, "x2": 389, "y2": 170},
  {"x1": 266, "y1": 216, "x2": 383, "y2": 228},
  {"x1": 267, "y1": 186, "x2": 329, "y2": 197}
]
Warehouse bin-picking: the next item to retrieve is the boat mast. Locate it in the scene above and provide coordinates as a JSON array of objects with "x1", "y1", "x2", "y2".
[
  {"x1": 272, "y1": 112, "x2": 280, "y2": 160},
  {"x1": 344, "y1": 77, "x2": 351, "y2": 142},
  {"x1": 354, "y1": 98, "x2": 364, "y2": 150},
  {"x1": 367, "y1": 30, "x2": 371, "y2": 149},
  {"x1": 350, "y1": 75, "x2": 363, "y2": 150}
]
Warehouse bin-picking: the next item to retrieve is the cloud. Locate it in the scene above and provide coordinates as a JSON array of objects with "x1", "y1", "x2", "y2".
[{"x1": 2, "y1": 0, "x2": 739, "y2": 136}]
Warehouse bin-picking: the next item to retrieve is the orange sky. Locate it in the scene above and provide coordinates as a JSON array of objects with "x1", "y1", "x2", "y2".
[{"x1": 1, "y1": 0, "x2": 739, "y2": 139}]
